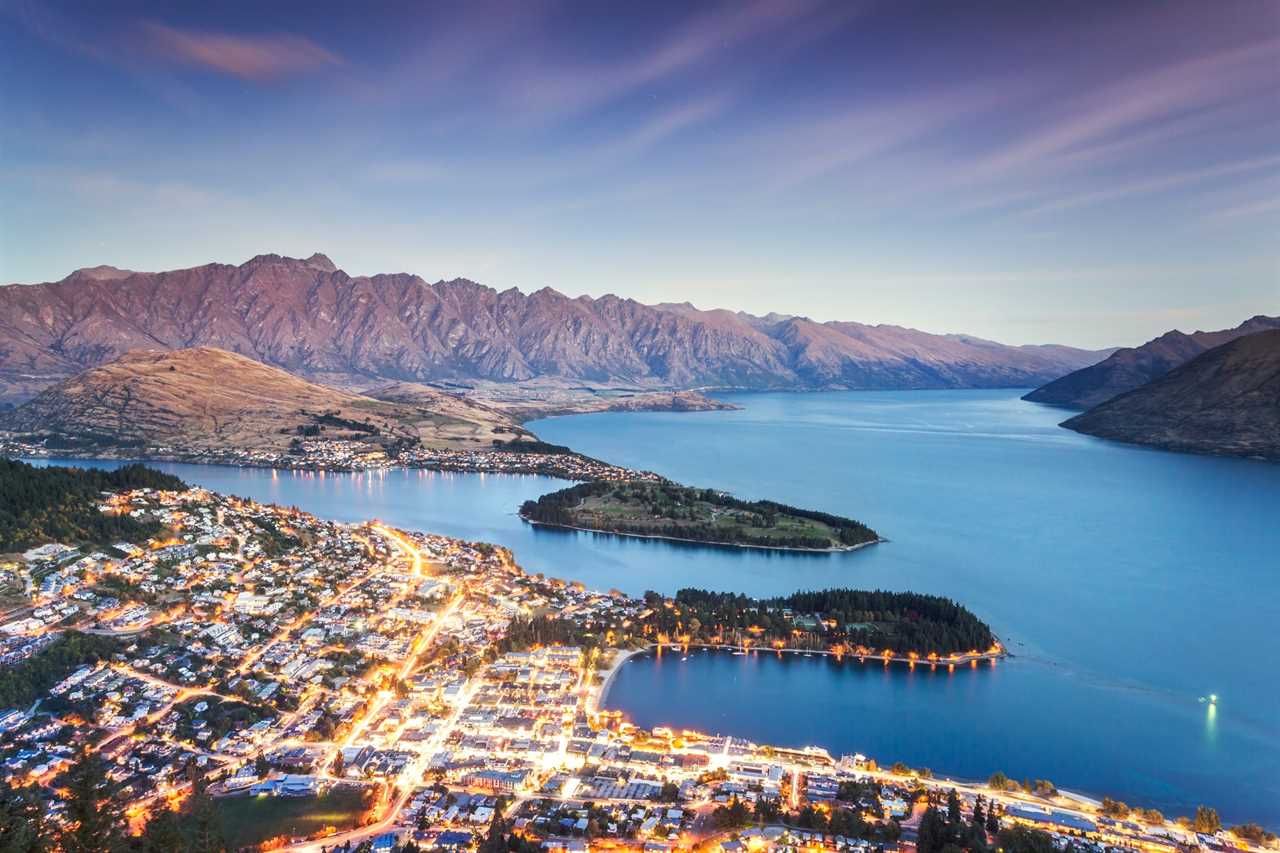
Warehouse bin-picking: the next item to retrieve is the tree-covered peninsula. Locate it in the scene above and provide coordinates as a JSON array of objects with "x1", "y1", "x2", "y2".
[
  {"x1": 0, "y1": 458, "x2": 185, "y2": 551},
  {"x1": 519, "y1": 480, "x2": 880, "y2": 551},
  {"x1": 651, "y1": 588, "x2": 999, "y2": 657},
  {"x1": 503, "y1": 586, "x2": 999, "y2": 659}
]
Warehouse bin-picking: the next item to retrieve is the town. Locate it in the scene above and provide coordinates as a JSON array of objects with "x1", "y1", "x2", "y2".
[
  {"x1": 0, "y1": 433, "x2": 661, "y2": 483},
  {"x1": 0, "y1": 483, "x2": 1268, "y2": 853}
]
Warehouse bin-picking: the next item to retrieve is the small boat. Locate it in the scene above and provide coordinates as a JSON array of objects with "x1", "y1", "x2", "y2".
[{"x1": 680, "y1": 656, "x2": 688, "y2": 662}]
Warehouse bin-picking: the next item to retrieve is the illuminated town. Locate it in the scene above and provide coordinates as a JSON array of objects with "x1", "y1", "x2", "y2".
[
  {"x1": 0, "y1": 433, "x2": 663, "y2": 482},
  {"x1": 0, "y1": 485, "x2": 1261, "y2": 852}
]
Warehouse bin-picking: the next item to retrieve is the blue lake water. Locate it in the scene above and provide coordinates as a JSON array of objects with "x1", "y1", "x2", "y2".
[{"x1": 33, "y1": 390, "x2": 1280, "y2": 825}]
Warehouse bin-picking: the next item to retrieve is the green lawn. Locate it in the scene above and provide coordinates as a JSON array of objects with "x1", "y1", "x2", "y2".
[{"x1": 216, "y1": 787, "x2": 370, "y2": 849}]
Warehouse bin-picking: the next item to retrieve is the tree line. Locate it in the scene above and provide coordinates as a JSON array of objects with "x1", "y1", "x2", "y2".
[
  {"x1": 500, "y1": 615, "x2": 599, "y2": 652},
  {"x1": 0, "y1": 459, "x2": 185, "y2": 551},
  {"x1": 0, "y1": 631, "x2": 121, "y2": 710},
  {"x1": 640, "y1": 588, "x2": 995, "y2": 656}
]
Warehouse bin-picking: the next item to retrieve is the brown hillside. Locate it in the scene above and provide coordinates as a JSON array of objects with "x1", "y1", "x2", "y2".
[{"x1": 0, "y1": 347, "x2": 529, "y2": 454}]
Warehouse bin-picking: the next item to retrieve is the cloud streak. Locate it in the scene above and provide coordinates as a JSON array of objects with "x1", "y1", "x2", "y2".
[
  {"x1": 1018, "y1": 153, "x2": 1280, "y2": 217},
  {"x1": 508, "y1": 0, "x2": 841, "y2": 118},
  {"x1": 141, "y1": 22, "x2": 342, "y2": 81},
  {"x1": 966, "y1": 39, "x2": 1279, "y2": 183}
]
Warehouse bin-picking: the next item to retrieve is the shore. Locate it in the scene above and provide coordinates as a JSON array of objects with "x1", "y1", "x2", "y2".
[
  {"x1": 591, "y1": 646, "x2": 648, "y2": 713},
  {"x1": 594, "y1": 642, "x2": 1007, "y2": 709},
  {"x1": 521, "y1": 514, "x2": 884, "y2": 554}
]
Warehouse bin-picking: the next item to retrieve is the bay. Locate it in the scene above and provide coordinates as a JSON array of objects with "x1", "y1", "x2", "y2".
[
  {"x1": 537, "y1": 390, "x2": 1280, "y2": 825},
  {"x1": 31, "y1": 389, "x2": 1280, "y2": 824}
]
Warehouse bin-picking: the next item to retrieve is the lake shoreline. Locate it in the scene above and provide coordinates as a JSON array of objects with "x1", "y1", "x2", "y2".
[{"x1": 597, "y1": 642, "x2": 1007, "y2": 708}]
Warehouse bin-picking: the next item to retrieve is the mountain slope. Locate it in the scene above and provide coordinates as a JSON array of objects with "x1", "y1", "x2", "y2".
[
  {"x1": 1023, "y1": 315, "x2": 1280, "y2": 409},
  {"x1": 0, "y1": 253, "x2": 1111, "y2": 406},
  {"x1": 1061, "y1": 329, "x2": 1280, "y2": 460},
  {"x1": 0, "y1": 347, "x2": 529, "y2": 454}
]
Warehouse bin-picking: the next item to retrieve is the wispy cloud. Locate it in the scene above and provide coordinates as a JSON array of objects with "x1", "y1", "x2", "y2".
[
  {"x1": 141, "y1": 22, "x2": 342, "y2": 81},
  {"x1": 362, "y1": 91, "x2": 730, "y2": 192},
  {"x1": 761, "y1": 86, "x2": 1014, "y2": 191},
  {"x1": 966, "y1": 39, "x2": 1279, "y2": 183},
  {"x1": 597, "y1": 94, "x2": 733, "y2": 163},
  {"x1": 1201, "y1": 174, "x2": 1280, "y2": 223},
  {"x1": 508, "y1": 0, "x2": 841, "y2": 118},
  {"x1": 1018, "y1": 153, "x2": 1280, "y2": 217},
  {"x1": 18, "y1": 165, "x2": 227, "y2": 212},
  {"x1": 1206, "y1": 195, "x2": 1280, "y2": 221}
]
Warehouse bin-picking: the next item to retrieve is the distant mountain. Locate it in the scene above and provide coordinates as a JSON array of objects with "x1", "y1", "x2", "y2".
[
  {"x1": 1062, "y1": 329, "x2": 1280, "y2": 461},
  {"x1": 0, "y1": 253, "x2": 1111, "y2": 406},
  {"x1": 0, "y1": 347, "x2": 529, "y2": 455},
  {"x1": 1023, "y1": 315, "x2": 1280, "y2": 409}
]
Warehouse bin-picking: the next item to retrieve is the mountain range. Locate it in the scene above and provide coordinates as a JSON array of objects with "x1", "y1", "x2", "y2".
[
  {"x1": 1022, "y1": 315, "x2": 1280, "y2": 409},
  {"x1": 0, "y1": 253, "x2": 1113, "y2": 407},
  {"x1": 1062, "y1": 329, "x2": 1280, "y2": 461}
]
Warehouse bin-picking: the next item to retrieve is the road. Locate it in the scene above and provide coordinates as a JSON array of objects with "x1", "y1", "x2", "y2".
[{"x1": 280, "y1": 525, "x2": 466, "y2": 852}]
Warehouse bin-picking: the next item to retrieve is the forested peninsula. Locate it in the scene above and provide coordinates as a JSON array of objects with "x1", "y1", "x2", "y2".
[
  {"x1": 504, "y1": 587, "x2": 1000, "y2": 659},
  {"x1": 519, "y1": 480, "x2": 880, "y2": 551}
]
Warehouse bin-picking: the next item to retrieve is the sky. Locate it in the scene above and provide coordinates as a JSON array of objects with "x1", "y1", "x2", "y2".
[{"x1": 1, "y1": 0, "x2": 1277, "y2": 348}]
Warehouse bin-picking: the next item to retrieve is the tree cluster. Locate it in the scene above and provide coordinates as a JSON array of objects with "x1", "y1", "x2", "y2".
[
  {"x1": 917, "y1": 792, "x2": 1001, "y2": 853},
  {"x1": 0, "y1": 747, "x2": 229, "y2": 852},
  {"x1": 500, "y1": 615, "x2": 599, "y2": 652},
  {"x1": 0, "y1": 631, "x2": 121, "y2": 709},
  {"x1": 0, "y1": 459, "x2": 185, "y2": 550},
  {"x1": 640, "y1": 588, "x2": 995, "y2": 656}
]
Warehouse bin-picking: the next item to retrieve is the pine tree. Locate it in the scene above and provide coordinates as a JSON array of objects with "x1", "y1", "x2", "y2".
[
  {"x1": 947, "y1": 788, "x2": 962, "y2": 826},
  {"x1": 479, "y1": 811, "x2": 507, "y2": 853},
  {"x1": 186, "y1": 790, "x2": 227, "y2": 853},
  {"x1": 918, "y1": 807, "x2": 947, "y2": 853},
  {"x1": 58, "y1": 747, "x2": 128, "y2": 853},
  {"x1": 140, "y1": 805, "x2": 186, "y2": 853},
  {"x1": 0, "y1": 782, "x2": 51, "y2": 853},
  {"x1": 1193, "y1": 806, "x2": 1221, "y2": 834}
]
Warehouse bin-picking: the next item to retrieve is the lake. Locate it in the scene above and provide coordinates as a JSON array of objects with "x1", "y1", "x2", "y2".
[{"x1": 33, "y1": 389, "x2": 1280, "y2": 825}]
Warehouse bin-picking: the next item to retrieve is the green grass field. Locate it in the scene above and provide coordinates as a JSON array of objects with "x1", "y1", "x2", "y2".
[{"x1": 216, "y1": 787, "x2": 370, "y2": 849}]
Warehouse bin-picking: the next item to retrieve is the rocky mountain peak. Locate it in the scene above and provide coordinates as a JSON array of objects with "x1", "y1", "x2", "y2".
[
  {"x1": 304, "y1": 253, "x2": 338, "y2": 272},
  {"x1": 70, "y1": 264, "x2": 133, "y2": 281}
]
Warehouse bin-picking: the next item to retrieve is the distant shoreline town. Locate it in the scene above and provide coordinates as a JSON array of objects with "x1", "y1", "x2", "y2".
[
  {"x1": 1, "y1": 436, "x2": 884, "y2": 555},
  {"x1": 0, "y1": 435, "x2": 660, "y2": 481}
]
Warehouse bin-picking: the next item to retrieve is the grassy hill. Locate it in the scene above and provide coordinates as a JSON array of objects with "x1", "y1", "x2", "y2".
[{"x1": 0, "y1": 347, "x2": 532, "y2": 456}]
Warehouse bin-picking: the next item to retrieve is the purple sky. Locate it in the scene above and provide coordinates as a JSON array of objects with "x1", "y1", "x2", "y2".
[{"x1": 2, "y1": 0, "x2": 1277, "y2": 347}]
